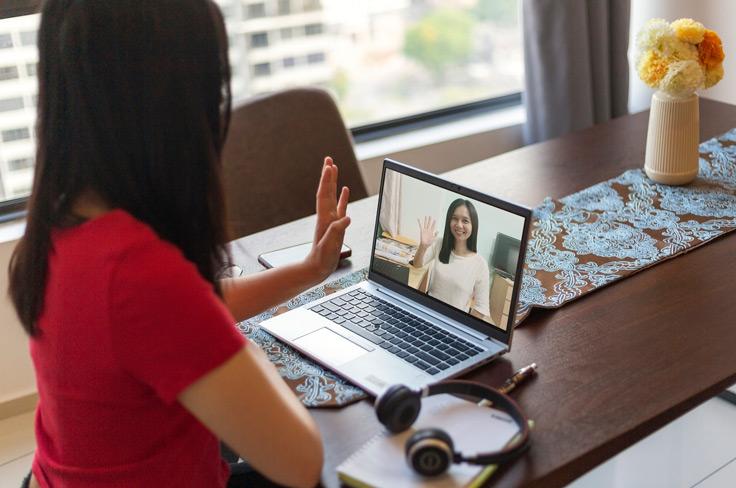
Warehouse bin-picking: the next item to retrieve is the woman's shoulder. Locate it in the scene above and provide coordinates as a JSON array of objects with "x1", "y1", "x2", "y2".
[
  {"x1": 111, "y1": 214, "x2": 194, "y2": 277},
  {"x1": 470, "y1": 252, "x2": 490, "y2": 269},
  {"x1": 65, "y1": 209, "x2": 194, "y2": 278}
]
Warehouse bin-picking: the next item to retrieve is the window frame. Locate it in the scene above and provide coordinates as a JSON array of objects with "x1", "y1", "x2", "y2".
[
  {"x1": 0, "y1": 0, "x2": 39, "y2": 19},
  {"x1": 0, "y1": 0, "x2": 523, "y2": 223}
]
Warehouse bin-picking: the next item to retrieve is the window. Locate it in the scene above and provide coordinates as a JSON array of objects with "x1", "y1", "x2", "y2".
[
  {"x1": 0, "y1": 96, "x2": 23, "y2": 112},
  {"x1": 303, "y1": 0, "x2": 320, "y2": 11},
  {"x1": 0, "y1": 33, "x2": 12, "y2": 49},
  {"x1": 306, "y1": 52, "x2": 325, "y2": 65},
  {"x1": 249, "y1": 32, "x2": 268, "y2": 48},
  {"x1": 218, "y1": 0, "x2": 523, "y2": 127},
  {"x1": 2, "y1": 127, "x2": 30, "y2": 142},
  {"x1": 8, "y1": 157, "x2": 33, "y2": 171},
  {"x1": 0, "y1": 65, "x2": 18, "y2": 81},
  {"x1": 252, "y1": 62, "x2": 271, "y2": 77},
  {"x1": 0, "y1": 2, "x2": 524, "y2": 208},
  {"x1": 245, "y1": 3, "x2": 266, "y2": 19},
  {"x1": 19, "y1": 30, "x2": 35, "y2": 46},
  {"x1": 279, "y1": 27, "x2": 292, "y2": 40},
  {"x1": 277, "y1": 0, "x2": 291, "y2": 16},
  {"x1": 304, "y1": 23, "x2": 322, "y2": 36}
]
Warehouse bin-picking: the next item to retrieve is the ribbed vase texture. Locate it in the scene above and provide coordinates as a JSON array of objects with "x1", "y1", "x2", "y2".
[{"x1": 644, "y1": 91, "x2": 699, "y2": 185}]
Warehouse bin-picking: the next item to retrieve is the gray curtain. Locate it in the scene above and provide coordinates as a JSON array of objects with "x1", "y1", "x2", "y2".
[{"x1": 522, "y1": 0, "x2": 630, "y2": 144}]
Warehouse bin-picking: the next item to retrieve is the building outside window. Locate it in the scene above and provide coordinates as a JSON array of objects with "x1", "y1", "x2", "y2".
[
  {"x1": 277, "y1": 0, "x2": 291, "y2": 16},
  {"x1": 19, "y1": 30, "x2": 35, "y2": 46},
  {"x1": 2, "y1": 128, "x2": 30, "y2": 143},
  {"x1": 0, "y1": 33, "x2": 12, "y2": 49},
  {"x1": 249, "y1": 32, "x2": 269, "y2": 48},
  {"x1": 0, "y1": 0, "x2": 523, "y2": 205},
  {"x1": 252, "y1": 62, "x2": 271, "y2": 77},
  {"x1": 245, "y1": 3, "x2": 267, "y2": 19},
  {"x1": 0, "y1": 65, "x2": 18, "y2": 81},
  {"x1": 279, "y1": 27, "x2": 293, "y2": 40},
  {"x1": 0, "y1": 97, "x2": 23, "y2": 112},
  {"x1": 306, "y1": 52, "x2": 325, "y2": 64},
  {"x1": 304, "y1": 23, "x2": 322, "y2": 36},
  {"x1": 8, "y1": 157, "x2": 32, "y2": 171}
]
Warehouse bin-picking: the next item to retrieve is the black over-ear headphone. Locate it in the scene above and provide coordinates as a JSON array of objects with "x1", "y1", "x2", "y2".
[{"x1": 374, "y1": 380, "x2": 531, "y2": 477}]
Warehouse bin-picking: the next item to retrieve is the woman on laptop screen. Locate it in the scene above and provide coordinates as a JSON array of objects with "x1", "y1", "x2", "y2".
[
  {"x1": 9, "y1": 1, "x2": 350, "y2": 487},
  {"x1": 412, "y1": 199, "x2": 491, "y2": 320}
]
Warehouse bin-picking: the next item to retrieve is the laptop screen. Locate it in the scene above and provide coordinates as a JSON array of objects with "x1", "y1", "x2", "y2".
[{"x1": 369, "y1": 161, "x2": 530, "y2": 338}]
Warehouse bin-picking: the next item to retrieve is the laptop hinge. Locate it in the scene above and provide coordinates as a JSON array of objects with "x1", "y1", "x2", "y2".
[{"x1": 372, "y1": 285, "x2": 489, "y2": 341}]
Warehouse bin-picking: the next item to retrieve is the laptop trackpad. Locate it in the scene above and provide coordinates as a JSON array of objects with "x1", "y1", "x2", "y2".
[{"x1": 293, "y1": 328, "x2": 370, "y2": 366}]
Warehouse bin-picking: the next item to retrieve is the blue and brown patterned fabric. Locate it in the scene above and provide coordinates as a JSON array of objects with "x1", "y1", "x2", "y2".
[
  {"x1": 515, "y1": 128, "x2": 736, "y2": 323},
  {"x1": 238, "y1": 128, "x2": 736, "y2": 408}
]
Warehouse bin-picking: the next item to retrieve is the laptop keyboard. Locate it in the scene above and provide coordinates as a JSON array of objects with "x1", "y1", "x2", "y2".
[{"x1": 309, "y1": 289, "x2": 484, "y2": 375}]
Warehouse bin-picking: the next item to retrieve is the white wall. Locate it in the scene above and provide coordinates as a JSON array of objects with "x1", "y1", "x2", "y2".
[
  {"x1": 629, "y1": 0, "x2": 736, "y2": 112},
  {"x1": 0, "y1": 239, "x2": 36, "y2": 406},
  {"x1": 396, "y1": 173, "x2": 525, "y2": 263}
]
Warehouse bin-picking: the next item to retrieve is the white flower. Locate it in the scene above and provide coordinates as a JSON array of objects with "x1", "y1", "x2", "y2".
[
  {"x1": 663, "y1": 37, "x2": 699, "y2": 61},
  {"x1": 636, "y1": 19, "x2": 674, "y2": 52},
  {"x1": 661, "y1": 60, "x2": 705, "y2": 97}
]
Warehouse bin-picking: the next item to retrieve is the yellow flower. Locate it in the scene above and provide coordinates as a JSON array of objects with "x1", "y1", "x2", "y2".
[
  {"x1": 698, "y1": 29, "x2": 725, "y2": 69},
  {"x1": 638, "y1": 51, "x2": 669, "y2": 88},
  {"x1": 671, "y1": 18, "x2": 705, "y2": 44},
  {"x1": 705, "y1": 63, "x2": 724, "y2": 88}
]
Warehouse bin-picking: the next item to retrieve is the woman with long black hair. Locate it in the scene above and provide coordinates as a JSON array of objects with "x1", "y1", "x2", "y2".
[
  {"x1": 412, "y1": 199, "x2": 491, "y2": 319},
  {"x1": 10, "y1": 1, "x2": 350, "y2": 487}
]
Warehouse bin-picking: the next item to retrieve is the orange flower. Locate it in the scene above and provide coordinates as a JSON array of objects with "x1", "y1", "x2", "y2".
[{"x1": 698, "y1": 30, "x2": 725, "y2": 69}]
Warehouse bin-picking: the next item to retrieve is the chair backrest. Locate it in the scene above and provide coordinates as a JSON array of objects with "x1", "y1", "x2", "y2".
[{"x1": 221, "y1": 87, "x2": 368, "y2": 239}]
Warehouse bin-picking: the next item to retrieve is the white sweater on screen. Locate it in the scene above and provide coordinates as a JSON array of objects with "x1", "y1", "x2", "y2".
[{"x1": 421, "y1": 239, "x2": 491, "y2": 317}]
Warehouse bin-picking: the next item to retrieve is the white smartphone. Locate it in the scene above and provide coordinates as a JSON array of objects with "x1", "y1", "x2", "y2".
[{"x1": 258, "y1": 242, "x2": 352, "y2": 269}]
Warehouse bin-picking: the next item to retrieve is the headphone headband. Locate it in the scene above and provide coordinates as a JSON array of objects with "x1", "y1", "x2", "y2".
[{"x1": 426, "y1": 380, "x2": 530, "y2": 465}]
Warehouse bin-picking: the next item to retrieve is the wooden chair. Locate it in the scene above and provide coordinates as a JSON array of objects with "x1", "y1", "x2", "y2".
[{"x1": 221, "y1": 87, "x2": 368, "y2": 239}]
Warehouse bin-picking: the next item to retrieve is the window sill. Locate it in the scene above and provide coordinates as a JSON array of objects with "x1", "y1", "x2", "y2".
[{"x1": 355, "y1": 103, "x2": 525, "y2": 162}]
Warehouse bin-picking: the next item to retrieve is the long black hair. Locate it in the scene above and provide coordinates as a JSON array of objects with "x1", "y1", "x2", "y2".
[
  {"x1": 438, "y1": 199, "x2": 479, "y2": 264},
  {"x1": 9, "y1": 0, "x2": 232, "y2": 336}
]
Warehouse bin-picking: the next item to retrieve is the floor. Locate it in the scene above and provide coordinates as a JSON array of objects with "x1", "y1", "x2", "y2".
[{"x1": 1, "y1": 397, "x2": 735, "y2": 487}]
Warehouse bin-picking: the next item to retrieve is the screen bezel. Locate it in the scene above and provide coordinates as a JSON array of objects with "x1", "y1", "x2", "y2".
[{"x1": 368, "y1": 158, "x2": 532, "y2": 346}]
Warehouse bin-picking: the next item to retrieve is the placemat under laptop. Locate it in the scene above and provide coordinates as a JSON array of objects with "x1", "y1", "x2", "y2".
[{"x1": 237, "y1": 128, "x2": 736, "y2": 408}]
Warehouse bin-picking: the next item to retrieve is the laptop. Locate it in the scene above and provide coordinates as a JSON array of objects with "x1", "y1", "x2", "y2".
[{"x1": 260, "y1": 159, "x2": 531, "y2": 395}]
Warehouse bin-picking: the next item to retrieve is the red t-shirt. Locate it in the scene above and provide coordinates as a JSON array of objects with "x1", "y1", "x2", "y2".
[{"x1": 30, "y1": 209, "x2": 246, "y2": 487}]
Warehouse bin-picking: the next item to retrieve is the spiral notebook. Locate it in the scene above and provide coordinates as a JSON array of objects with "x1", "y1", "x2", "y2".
[{"x1": 337, "y1": 394, "x2": 522, "y2": 488}]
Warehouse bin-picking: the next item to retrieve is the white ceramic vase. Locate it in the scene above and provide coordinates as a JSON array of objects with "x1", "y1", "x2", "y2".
[{"x1": 644, "y1": 91, "x2": 700, "y2": 185}]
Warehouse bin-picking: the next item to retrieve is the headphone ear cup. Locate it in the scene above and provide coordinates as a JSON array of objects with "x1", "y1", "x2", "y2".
[
  {"x1": 375, "y1": 385, "x2": 421, "y2": 433},
  {"x1": 405, "y1": 428, "x2": 454, "y2": 477}
]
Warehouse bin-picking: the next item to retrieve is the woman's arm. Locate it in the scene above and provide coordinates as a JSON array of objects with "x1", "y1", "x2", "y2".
[
  {"x1": 412, "y1": 216, "x2": 437, "y2": 268},
  {"x1": 470, "y1": 257, "x2": 492, "y2": 319},
  {"x1": 221, "y1": 261, "x2": 323, "y2": 322},
  {"x1": 179, "y1": 344, "x2": 323, "y2": 488},
  {"x1": 221, "y1": 157, "x2": 350, "y2": 322}
]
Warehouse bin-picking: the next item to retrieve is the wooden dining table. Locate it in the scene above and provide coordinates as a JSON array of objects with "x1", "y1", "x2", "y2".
[{"x1": 228, "y1": 98, "x2": 736, "y2": 487}]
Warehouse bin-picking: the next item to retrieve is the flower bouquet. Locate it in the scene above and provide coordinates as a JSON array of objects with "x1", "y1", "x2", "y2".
[{"x1": 636, "y1": 18, "x2": 725, "y2": 185}]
